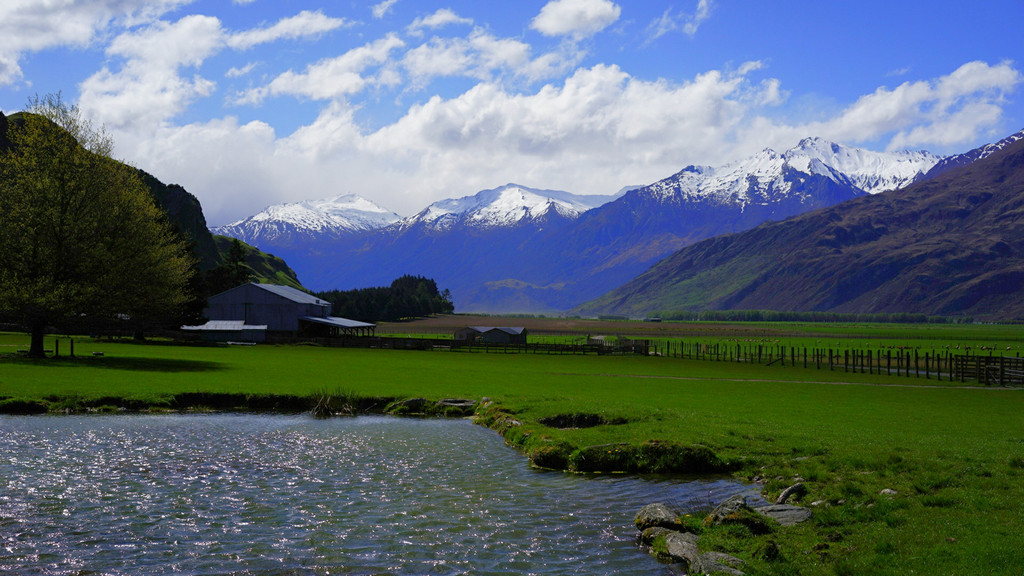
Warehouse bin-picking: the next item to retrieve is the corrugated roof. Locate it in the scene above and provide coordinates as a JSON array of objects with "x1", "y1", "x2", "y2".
[
  {"x1": 465, "y1": 326, "x2": 526, "y2": 335},
  {"x1": 181, "y1": 320, "x2": 268, "y2": 331},
  {"x1": 252, "y1": 283, "x2": 329, "y2": 306},
  {"x1": 301, "y1": 316, "x2": 376, "y2": 329}
]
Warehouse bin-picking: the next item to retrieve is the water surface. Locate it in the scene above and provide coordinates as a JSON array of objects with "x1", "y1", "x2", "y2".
[{"x1": 0, "y1": 415, "x2": 758, "y2": 575}]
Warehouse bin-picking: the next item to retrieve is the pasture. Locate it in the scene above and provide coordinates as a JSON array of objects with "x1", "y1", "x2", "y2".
[{"x1": 1, "y1": 322, "x2": 1023, "y2": 575}]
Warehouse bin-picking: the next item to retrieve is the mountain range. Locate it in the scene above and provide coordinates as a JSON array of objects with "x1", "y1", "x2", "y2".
[
  {"x1": 576, "y1": 132, "x2": 1024, "y2": 320},
  {"x1": 215, "y1": 137, "x2": 947, "y2": 313}
]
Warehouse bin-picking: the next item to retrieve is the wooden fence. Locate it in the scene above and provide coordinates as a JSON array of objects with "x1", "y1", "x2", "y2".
[
  {"x1": 654, "y1": 341, "x2": 1023, "y2": 386},
  {"x1": 952, "y1": 355, "x2": 1024, "y2": 386}
]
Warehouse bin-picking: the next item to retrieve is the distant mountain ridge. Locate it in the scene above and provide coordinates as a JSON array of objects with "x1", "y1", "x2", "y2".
[
  {"x1": 396, "y1": 183, "x2": 613, "y2": 232},
  {"x1": 576, "y1": 129, "x2": 1024, "y2": 321},
  {"x1": 923, "y1": 130, "x2": 1024, "y2": 179},
  {"x1": 211, "y1": 135, "x2": 995, "y2": 313},
  {"x1": 212, "y1": 194, "x2": 400, "y2": 248}
]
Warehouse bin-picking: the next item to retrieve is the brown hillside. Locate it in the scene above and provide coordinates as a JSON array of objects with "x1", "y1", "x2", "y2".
[{"x1": 579, "y1": 137, "x2": 1024, "y2": 321}]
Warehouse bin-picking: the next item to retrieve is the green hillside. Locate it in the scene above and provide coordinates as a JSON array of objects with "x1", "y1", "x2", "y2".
[{"x1": 213, "y1": 235, "x2": 304, "y2": 290}]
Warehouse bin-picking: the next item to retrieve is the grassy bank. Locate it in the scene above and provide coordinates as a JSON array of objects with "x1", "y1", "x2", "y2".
[{"x1": 2, "y1": 332, "x2": 1023, "y2": 575}]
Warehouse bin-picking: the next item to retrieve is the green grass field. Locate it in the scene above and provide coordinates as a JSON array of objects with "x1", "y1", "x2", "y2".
[{"x1": 2, "y1": 329, "x2": 1023, "y2": 575}]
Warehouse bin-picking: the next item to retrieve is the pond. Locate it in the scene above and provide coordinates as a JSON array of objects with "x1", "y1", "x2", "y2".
[{"x1": 0, "y1": 415, "x2": 758, "y2": 575}]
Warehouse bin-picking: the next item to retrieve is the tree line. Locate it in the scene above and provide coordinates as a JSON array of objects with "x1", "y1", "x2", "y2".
[{"x1": 316, "y1": 275, "x2": 454, "y2": 323}]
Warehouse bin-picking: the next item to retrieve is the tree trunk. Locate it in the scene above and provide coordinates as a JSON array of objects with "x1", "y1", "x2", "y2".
[{"x1": 28, "y1": 322, "x2": 46, "y2": 358}]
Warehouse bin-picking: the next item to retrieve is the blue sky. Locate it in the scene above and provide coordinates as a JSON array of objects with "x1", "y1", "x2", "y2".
[{"x1": 1, "y1": 0, "x2": 1022, "y2": 225}]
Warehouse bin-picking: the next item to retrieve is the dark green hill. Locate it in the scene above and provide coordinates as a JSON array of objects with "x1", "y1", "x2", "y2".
[
  {"x1": 578, "y1": 136, "x2": 1024, "y2": 321},
  {"x1": 1, "y1": 110, "x2": 305, "y2": 291},
  {"x1": 212, "y1": 235, "x2": 304, "y2": 289}
]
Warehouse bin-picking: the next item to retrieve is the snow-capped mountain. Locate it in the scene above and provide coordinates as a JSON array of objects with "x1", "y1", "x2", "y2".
[
  {"x1": 640, "y1": 138, "x2": 940, "y2": 207},
  {"x1": 211, "y1": 194, "x2": 399, "y2": 248},
  {"x1": 396, "y1": 183, "x2": 615, "y2": 232},
  {"x1": 923, "y1": 128, "x2": 1024, "y2": 179}
]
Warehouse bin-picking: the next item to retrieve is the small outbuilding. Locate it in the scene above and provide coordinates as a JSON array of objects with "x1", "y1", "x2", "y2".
[
  {"x1": 181, "y1": 320, "x2": 268, "y2": 343},
  {"x1": 454, "y1": 326, "x2": 528, "y2": 345}
]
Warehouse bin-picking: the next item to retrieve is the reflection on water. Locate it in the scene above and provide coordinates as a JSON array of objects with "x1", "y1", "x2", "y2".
[{"x1": 0, "y1": 415, "x2": 758, "y2": 575}]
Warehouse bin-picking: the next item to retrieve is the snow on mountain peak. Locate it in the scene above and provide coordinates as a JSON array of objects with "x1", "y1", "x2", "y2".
[
  {"x1": 402, "y1": 183, "x2": 612, "y2": 230},
  {"x1": 641, "y1": 138, "x2": 941, "y2": 206},
  {"x1": 787, "y1": 137, "x2": 940, "y2": 194},
  {"x1": 212, "y1": 194, "x2": 400, "y2": 246}
]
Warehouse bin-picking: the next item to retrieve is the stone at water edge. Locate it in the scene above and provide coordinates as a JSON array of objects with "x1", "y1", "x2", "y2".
[
  {"x1": 693, "y1": 552, "x2": 746, "y2": 576},
  {"x1": 703, "y1": 494, "x2": 749, "y2": 525},
  {"x1": 634, "y1": 503, "x2": 684, "y2": 531}
]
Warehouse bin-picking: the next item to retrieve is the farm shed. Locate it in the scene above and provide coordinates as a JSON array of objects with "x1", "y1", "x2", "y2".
[
  {"x1": 454, "y1": 326, "x2": 528, "y2": 345},
  {"x1": 188, "y1": 283, "x2": 375, "y2": 338},
  {"x1": 180, "y1": 320, "x2": 267, "y2": 343}
]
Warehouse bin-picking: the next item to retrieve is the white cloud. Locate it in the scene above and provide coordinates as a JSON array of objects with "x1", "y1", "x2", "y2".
[
  {"x1": 113, "y1": 58, "x2": 1021, "y2": 229},
  {"x1": 131, "y1": 62, "x2": 778, "y2": 224},
  {"x1": 645, "y1": 0, "x2": 714, "y2": 42},
  {"x1": 401, "y1": 28, "x2": 584, "y2": 89},
  {"x1": 238, "y1": 34, "x2": 406, "y2": 104},
  {"x1": 0, "y1": 0, "x2": 190, "y2": 85},
  {"x1": 684, "y1": 0, "x2": 713, "y2": 36},
  {"x1": 79, "y1": 15, "x2": 223, "y2": 130},
  {"x1": 226, "y1": 62, "x2": 257, "y2": 78},
  {"x1": 531, "y1": 0, "x2": 621, "y2": 39},
  {"x1": 407, "y1": 8, "x2": 473, "y2": 36},
  {"x1": 799, "y1": 60, "x2": 1023, "y2": 150},
  {"x1": 372, "y1": 0, "x2": 398, "y2": 19},
  {"x1": 227, "y1": 10, "x2": 348, "y2": 50}
]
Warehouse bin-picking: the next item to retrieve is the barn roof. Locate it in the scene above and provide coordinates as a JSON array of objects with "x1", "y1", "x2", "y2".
[
  {"x1": 251, "y1": 283, "x2": 330, "y2": 306},
  {"x1": 181, "y1": 320, "x2": 268, "y2": 331},
  {"x1": 464, "y1": 326, "x2": 526, "y2": 335},
  {"x1": 301, "y1": 316, "x2": 376, "y2": 329}
]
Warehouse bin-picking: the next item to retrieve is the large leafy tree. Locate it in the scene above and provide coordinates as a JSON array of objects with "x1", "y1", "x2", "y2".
[{"x1": 0, "y1": 94, "x2": 193, "y2": 356}]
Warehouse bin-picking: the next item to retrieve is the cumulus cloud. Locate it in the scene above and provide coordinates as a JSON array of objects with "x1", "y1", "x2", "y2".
[
  {"x1": 797, "y1": 60, "x2": 1023, "y2": 151},
  {"x1": 0, "y1": 0, "x2": 189, "y2": 85},
  {"x1": 372, "y1": 0, "x2": 398, "y2": 19},
  {"x1": 531, "y1": 0, "x2": 621, "y2": 39},
  {"x1": 131, "y1": 62, "x2": 782, "y2": 224},
  {"x1": 79, "y1": 15, "x2": 223, "y2": 130},
  {"x1": 236, "y1": 34, "x2": 406, "y2": 104},
  {"x1": 402, "y1": 29, "x2": 570, "y2": 88},
  {"x1": 407, "y1": 8, "x2": 473, "y2": 36},
  {"x1": 228, "y1": 10, "x2": 349, "y2": 49},
  {"x1": 120, "y1": 58, "x2": 1021, "y2": 227}
]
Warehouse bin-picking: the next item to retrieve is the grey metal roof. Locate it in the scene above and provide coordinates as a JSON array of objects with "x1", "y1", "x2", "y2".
[
  {"x1": 300, "y1": 316, "x2": 376, "y2": 329},
  {"x1": 465, "y1": 326, "x2": 526, "y2": 335},
  {"x1": 181, "y1": 320, "x2": 268, "y2": 331},
  {"x1": 252, "y1": 283, "x2": 329, "y2": 306}
]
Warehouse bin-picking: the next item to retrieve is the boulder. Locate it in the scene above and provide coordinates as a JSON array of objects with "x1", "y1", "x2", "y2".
[
  {"x1": 704, "y1": 494, "x2": 749, "y2": 524},
  {"x1": 754, "y1": 504, "x2": 813, "y2": 526},
  {"x1": 435, "y1": 398, "x2": 476, "y2": 416},
  {"x1": 693, "y1": 551, "x2": 746, "y2": 576},
  {"x1": 635, "y1": 503, "x2": 683, "y2": 531}
]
